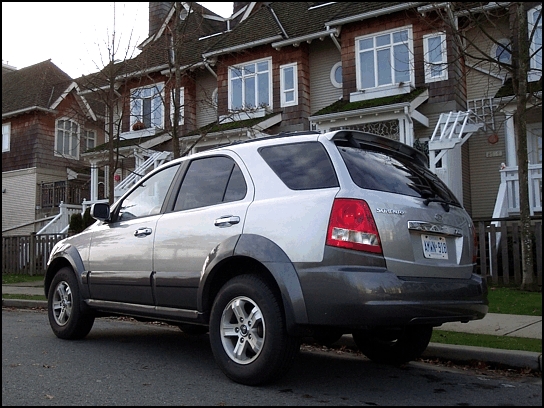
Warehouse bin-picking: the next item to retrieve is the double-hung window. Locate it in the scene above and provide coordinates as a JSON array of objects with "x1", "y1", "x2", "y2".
[
  {"x1": 229, "y1": 58, "x2": 272, "y2": 111},
  {"x1": 130, "y1": 83, "x2": 164, "y2": 129},
  {"x1": 280, "y1": 63, "x2": 298, "y2": 107},
  {"x1": 82, "y1": 130, "x2": 96, "y2": 151},
  {"x1": 356, "y1": 27, "x2": 413, "y2": 91},
  {"x1": 2, "y1": 123, "x2": 10, "y2": 152},
  {"x1": 170, "y1": 87, "x2": 184, "y2": 126},
  {"x1": 55, "y1": 118, "x2": 79, "y2": 159},
  {"x1": 528, "y1": 5, "x2": 542, "y2": 82},
  {"x1": 423, "y1": 32, "x2": 448, "y2": 82}
]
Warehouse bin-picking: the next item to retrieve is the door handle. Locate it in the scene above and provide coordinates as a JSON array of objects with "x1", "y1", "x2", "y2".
[
  {"x1": 214, "y1": 216, "x2": 240, "y2": 227},
  {"x1": 134, "y1": 227, "x2": 152, "y2": 237}
]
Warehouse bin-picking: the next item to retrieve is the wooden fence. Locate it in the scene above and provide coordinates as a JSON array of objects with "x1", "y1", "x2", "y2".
[
  {"x1": 474, "y1": 217, "x2": 542, "y2": 286},
  {"x1": 1, "y1": 217, "x2": 542, "y2": 287},
  {"x1": 2, "y1": 233, "x2": 68, "y2": 276}
]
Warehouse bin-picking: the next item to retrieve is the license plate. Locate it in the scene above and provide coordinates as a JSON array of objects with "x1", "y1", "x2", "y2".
[{"x1": 421, "y1": 234, "x2": 448, "y2": 259}]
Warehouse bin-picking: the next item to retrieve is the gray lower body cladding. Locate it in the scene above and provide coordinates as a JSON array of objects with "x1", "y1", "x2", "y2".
[{"x1": 295, "y1": 247, "x2": 488, "y2": 329}]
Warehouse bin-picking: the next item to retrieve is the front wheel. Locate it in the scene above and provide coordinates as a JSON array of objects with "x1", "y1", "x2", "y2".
[
  {"x1": 209, "y1": 274, "x2": 300, "y2": 386},
  {"x1": 352, "y1": 325, "x2": 432, "y2": 365},
  {"x1": 47, "y1": 267, "x2": 95, "y2": 340}
]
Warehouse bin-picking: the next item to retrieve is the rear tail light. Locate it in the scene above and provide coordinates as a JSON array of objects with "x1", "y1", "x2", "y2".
[{"x1": 326, "y1": 198, "x2": 382, "y2": 254}]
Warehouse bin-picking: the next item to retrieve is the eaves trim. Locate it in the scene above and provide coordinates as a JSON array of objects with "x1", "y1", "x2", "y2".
[
  {"x1": 309, "y1": 101, "x2": 412, "y2": 122},
  {"x1": 326, "y1": 2, "x2": 427, "y2": 26},
  {"x1": 202, "y1": 35, "x2": 283, "y2": 58},
  {"x1": 2, "y1": 106, "x2": 57, "y2": 119},
  {"x1": 272, "y1": 28, "x2": 338, "y2": 49}
]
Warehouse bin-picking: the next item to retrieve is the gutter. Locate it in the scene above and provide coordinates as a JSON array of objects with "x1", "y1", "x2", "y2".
[
  {"x1": 2, "y1": 106, "x2": 56, "y2": 119},
  {"x1": 326, "y1": 2, "x2": 427, "y2": 26},
  {"x1": 203, "y1": 35, "x2": 283, "y2": 59},
  {"x1": 272, "y1": 28, "x2": 338, "y2": 49}
]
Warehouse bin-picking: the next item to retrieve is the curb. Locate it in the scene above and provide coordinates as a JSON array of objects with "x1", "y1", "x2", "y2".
[
  {"x1": 334, "y1": 334, "x2": 542, "y2": 372},
  {"x1": 3, "y1": 299, "x2": 541, "y2": 372}
]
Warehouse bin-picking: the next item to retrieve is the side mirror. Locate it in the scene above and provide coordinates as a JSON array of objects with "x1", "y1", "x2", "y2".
[{"x1": 91, "y1": 202, "x2": 110, "y2": 222}]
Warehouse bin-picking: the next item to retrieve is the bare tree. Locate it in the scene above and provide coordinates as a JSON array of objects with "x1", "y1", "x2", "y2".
[{"x1": 421, "y1": 2, "x2": 541, "y2": 290}]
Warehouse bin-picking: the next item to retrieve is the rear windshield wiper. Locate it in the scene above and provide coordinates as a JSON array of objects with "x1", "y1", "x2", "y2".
[{"x1": 423, "y1": 197, "x2": 450, "y2": 212}]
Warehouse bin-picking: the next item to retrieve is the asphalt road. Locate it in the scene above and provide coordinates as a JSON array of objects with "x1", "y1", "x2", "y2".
[{"x1": 2, "y1": 308, "x2": 542, "y2": 406}]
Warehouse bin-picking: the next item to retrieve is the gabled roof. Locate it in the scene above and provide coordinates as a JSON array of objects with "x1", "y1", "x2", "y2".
[
  {"x1": 2, "y1": 59, "x2": 73, "y2": 117},
  {"x1": 202, "y1": 2, "x2": 423, "y2": 57}
]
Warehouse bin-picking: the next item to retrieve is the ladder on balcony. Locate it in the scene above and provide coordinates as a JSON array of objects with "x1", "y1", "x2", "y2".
[
  {"x1": 428, "y1": 110, "x2": 484, "y2": 172},
  {"x1": 114, "y1": 150, "x2": 172, "y2": 200}
]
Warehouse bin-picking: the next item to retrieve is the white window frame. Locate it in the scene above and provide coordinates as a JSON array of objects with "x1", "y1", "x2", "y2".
[
  {"x1": 355, "y1": 26, "x2": 414, "y2": 95},
  {"x1": 330, "y1": 61, "x2": 343, "y2": 89},
  {"x1": 170, "y1": 87, "x2": 185, "y2": 126},
  {"x1": 280, "y1": 62, "x2": 298, "y2": 107},
  {"x1": 528, "y1": 5, "x2": 542, "y2": 82},
  {"x1": 2, "y1": 122, "x2": 10, "y2": 152},
  {"x1": 55, "y1": 118, "x2": 80, "y2": 159},
  {"x1": 423, "y1": 32, "x2": 448, "y2": 83},
  {"x1": 83, "y1": 129, "x2": 96, "y2": 151},
  {"x1": 130, "y1": 82, "x2": 164, "y2": 130},
  {"x1": 228, "y1": 57, "x2": 272, "y2": 111}
]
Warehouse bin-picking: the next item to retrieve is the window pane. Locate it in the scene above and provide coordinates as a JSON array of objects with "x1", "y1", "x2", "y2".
[
  {"x1": 360, "y1": 51, "x2": 375, "y2": 88},
  {"x1": 245, "y1": 76, "x2": 255, "y2": 108},
  {"x1": 231, "y1": 77, "x2": 242, "y2": 109},
  {"x1": 394, "y1": 43, "x2": 410, "y2": 82},
  {"x1": 57, "y1": 130, "x2": 64, "y2": 153},
  {"x1": 143, "y1": 98, "x2": 152, "y2": 127},
  {"x1": 257, "y1": 61, "x2": 268, "y2": 72},
  {"x1": 393, "y1": 30, "x2": 408, "y2": 43},
  {"x1": 376, "y1": 34, "x2": 390, "y2": 47},
  {"x1": 223, "y1": 164, "x2": 247, "y2": 202},
  {"x1": 428, "y1": 36, "x2": 442, "y2": 63},
  {"x1": 244, "y1": 63, "x2": 255, "y2": 75},
  {"x1": 259, "y1": 142, "x2": 338, "y2": 190},
  {"x1": 359, "y1": 38, "x2": 373, "y2": 50},
  {"x1": 334, "y1": 65, "x2": 342, "y2": 84},
  {"x1": 285, "y1": 90, "x2": 294, "y2": 102},
  {"x1": 284, "y1": 67, "x2": 294, "y2": 90},
  {"x1": 174, "y1": 156, "x2": 236, "y2": 211},
  {"x1": 257, "y1": 72, "x2": 269, "y2": 106},
  {"x1": 377, "y1": 49, "x2": 392, "y2": 85}
]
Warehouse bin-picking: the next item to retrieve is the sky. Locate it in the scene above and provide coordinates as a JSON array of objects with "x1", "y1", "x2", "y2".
[{"x1": 2, "y1": 2, "x2": 234, "y2": 79}]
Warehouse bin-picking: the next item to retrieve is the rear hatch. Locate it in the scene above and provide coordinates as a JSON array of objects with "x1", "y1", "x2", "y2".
[{"x1": 328, "y1": 131, "x2": 476, "y2": 279}]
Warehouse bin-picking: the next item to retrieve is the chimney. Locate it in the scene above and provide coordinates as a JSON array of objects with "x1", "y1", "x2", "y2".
[{"x1": 149, "y1": 2, "x2": 174, "y2": 37}]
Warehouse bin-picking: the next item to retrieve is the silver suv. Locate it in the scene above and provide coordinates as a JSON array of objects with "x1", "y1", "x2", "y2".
[{"x1": 45, "y1": 130, "x2": 488, "y2": 385}]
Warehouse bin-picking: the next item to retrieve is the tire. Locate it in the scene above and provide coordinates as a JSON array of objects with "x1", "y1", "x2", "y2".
[
  {"x1": 177, "y1": 324, "x2": 208, "y2": 335},
  {"x1": 352, "y1": 325, "x2": 432, "y2": 365},
  {"x1": 209, "y1": 274, "x2": 300, "y2": 386},
  {"x1": 47, "y1": 267, "x2": 95, "y2": 340}
]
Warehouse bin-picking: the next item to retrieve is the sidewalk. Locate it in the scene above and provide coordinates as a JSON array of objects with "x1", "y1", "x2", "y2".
[{"x1": 2, "y1": 280, "x2": 542, "y2": 372}]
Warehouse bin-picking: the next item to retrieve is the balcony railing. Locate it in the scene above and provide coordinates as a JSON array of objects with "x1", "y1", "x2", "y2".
[{"x1": 500, "y1": 164, "x2": 542, "y2": 215}]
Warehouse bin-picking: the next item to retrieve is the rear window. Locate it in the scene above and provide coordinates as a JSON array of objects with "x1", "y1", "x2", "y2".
[
  {"x1": 338, "y1": 146, "x2": 460, "y2": 205},
  {"x1": 259, "y1": 142, "x2": 339, "y2": 190}
]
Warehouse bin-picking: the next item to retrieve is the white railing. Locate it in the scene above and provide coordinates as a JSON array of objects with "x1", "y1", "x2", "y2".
[
  {"x1": 499, "y1": 164, "x2": 543, "y2": 215},
  {"x1": 37, "y1": 202, "x2": 83, "y2": 234}
]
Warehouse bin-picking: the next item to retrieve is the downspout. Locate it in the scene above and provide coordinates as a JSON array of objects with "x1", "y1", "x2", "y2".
[{"x1": 204, "y1": 59, "x2": 217, "y2": 79}]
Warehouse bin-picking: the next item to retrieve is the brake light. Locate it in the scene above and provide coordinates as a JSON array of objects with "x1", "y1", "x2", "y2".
[{"x1": 326, "y1": 198, "x2": 382, "y2": 254}]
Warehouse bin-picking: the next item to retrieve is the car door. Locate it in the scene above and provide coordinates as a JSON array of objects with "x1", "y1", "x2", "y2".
[
  {"x1": 153, "y1": 153, "x2": 253, "y2": 310},
  {"x1": 87, "y1": 163, "x2": 180, "y2": 305}
]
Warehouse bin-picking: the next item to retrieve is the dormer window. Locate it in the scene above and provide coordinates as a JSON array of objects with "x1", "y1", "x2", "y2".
[
  {"x1": 424, "y1": 32, "x2": 448, "y2": 82},
  {"x1": 528, "y1": 5, "x2": 542, "y2": 82},
  {"x1": 493, "y1": 38, "x2": 511, "y2": 64},
  {"x1": 55, "y1": 118, "x2": 79, "y2": 159},
  {"x1": 130, "y1": 83, "x2": 164, "y2": 130}
]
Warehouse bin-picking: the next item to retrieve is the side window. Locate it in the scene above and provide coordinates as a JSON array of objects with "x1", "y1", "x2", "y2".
[
  {"x1": 118, "y1": 164, "x2": 179, "y2": 221},
  {"x1": 258, "y1": 142, "x2": 339, "y2": 190},
  {"x1": 174, "y1": 156, "x2": 247, "y2": 211}
]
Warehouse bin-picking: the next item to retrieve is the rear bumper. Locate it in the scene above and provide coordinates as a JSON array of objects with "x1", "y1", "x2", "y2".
[{"x1": 296, "y1": 262, "x2": 488, "y2": 329}]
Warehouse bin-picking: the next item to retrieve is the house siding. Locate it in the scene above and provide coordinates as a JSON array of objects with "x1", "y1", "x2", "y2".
[
  {"x1": 195, "y1": 71, "x2": 218, "y2": 129},
  {"x1": 309, "y1": 38, "x2": 343, "y2": 115},
  {"x1": 2, "y1": 168, "x2": 38, "y2": 235}
]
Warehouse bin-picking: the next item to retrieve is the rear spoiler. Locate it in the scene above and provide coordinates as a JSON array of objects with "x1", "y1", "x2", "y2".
[{"x1": 328, "y1": 130, "x2": 429, "y2": 169}]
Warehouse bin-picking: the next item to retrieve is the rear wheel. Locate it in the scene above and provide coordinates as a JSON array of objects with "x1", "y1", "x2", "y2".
[
  {"x1": 352, "y1": 325, "x2": 432, "y2": 365},
  {"x1": 47, "y1": 267, "x2": 95, "y2": 340},
  {"x1": 209, "y1": 274, "x2": 300, "y2": 386}
]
